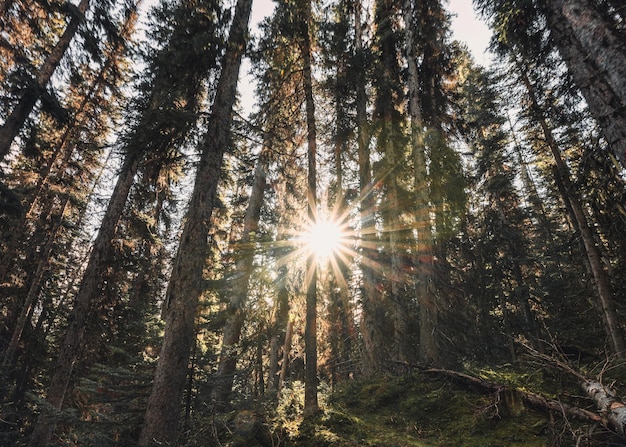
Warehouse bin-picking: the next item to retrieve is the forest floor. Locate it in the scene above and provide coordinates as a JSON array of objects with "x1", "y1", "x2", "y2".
[{"x1": 221, "y1": 366, "x2": 624, "y2": 447}]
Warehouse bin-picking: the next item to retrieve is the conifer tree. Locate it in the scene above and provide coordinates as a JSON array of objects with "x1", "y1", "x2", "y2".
[
  {"x1": 353, "y1": 0, "x2": 383, "y2": 376},
  {"x1": 301, "y1": 0, "x2": 320, "y2": 419},
  {"x1": 27, "y1": 1, "x2": 226, "y2": 444},
  {"x1": 139, "y1": 0, "x2": 253, "y2": 443},
  {"x1": 211, "y1": 147, "x2": 270, "y2": 406},
  {"x1": 0, "y1": 0, "x2": 91, "y2": 163}
]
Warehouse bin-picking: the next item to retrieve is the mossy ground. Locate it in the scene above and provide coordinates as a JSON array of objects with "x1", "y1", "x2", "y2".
[
  {"x1": 296, "y1": 374, "x2": 548, "y2": 447},
  {"x1": 223, "y1": 369, "x2": 622, "y2": 447}
]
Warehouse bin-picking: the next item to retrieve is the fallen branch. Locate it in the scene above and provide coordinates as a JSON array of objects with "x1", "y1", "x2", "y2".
[
  {"x1": 521, "y1": 343, "x2": 626, "y2": 437},
  {"x1": 393, "y1": 357, "x2": 625, "y2": 438},
  {"x1": 582, "y1": 381, "x2": 626, "y2": 436},
  {"x1": 423, "y1": 368, "x2": 601, "y2": 424}
]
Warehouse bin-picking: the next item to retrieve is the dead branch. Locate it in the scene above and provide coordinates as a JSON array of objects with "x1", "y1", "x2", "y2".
[
  {"x1": 521, "y1": 342, "x2": 626, "y2": 437},
  {"x1": 423, "y1": 368, "x2": 601, "y2": 424}
]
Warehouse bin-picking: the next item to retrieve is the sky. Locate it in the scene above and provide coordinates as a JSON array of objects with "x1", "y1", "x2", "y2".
[{"x1": 446, "y1": 0, "x2": 492, "y2": 65}]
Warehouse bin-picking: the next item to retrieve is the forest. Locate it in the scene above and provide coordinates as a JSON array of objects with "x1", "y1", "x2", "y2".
[{"x1": 1, "y1": 0, "x2": 626, "y2": 445}]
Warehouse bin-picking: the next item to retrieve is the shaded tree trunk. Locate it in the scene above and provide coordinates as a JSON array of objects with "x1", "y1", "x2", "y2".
[
  {"x1": 403, "y1": 0, "x2": 438, "y2": 364},
  {"x1": 354, "y1": 0, "x2": 382, "y2": 376},
  {"x1": 518, "y1": 67, "x2": 625, "y2": 356},
  {"x1": 27, "y1": 152, "x2": 140, "y2": 447},
  {"x1": 302, "y1": 0, "x2": 319, "y2": 419},
  {"x1": 211, "y1": 148, "x2": 269, "y2": 407},
  {"x1": 2, "y1": 196, "x2": 70, "y2": 366},
  {"x1": 277, "y1": 317, "x2": 294, "y2": 394},
  {"x1": 0, "y1": 1, "x2": 139, "y2": 283},
  {"x1": 138, "y1": 0, "x2": 253, "y2": 443},
  {"x1": 374, "y1": 0, "x2": 405, "y2": 365},
  {"x1": 269, "y1": 265, "x2": 290, "y2": 392},
  {"x1": 544, "y1": 0, "x2": 626, "y2": 168}
]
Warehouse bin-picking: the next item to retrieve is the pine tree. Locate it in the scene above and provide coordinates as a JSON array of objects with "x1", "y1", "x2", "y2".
[
  {"x1": 211, "y1": 147, "x2": 270, "y2": 407},
  {"x1": 139, "y1": 0, "x2": 253, "y2": 443},
  {"x1": 0, "y1": 0, "x2": 91, "y2": 163},
  {"x1": 26, "y1": 1, "x2": 226, "y2": 444},
  {"x1": 301, "y1": 0, "x2": 320, "y2": 419}
]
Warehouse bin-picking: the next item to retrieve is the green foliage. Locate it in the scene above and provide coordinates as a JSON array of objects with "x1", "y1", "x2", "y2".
[
  {"x1": 284, "y1": 374, "x2": 560, "y2": 446},
  {"x1": 178, "y1": 370, "x2": 623, "y2": 447}
]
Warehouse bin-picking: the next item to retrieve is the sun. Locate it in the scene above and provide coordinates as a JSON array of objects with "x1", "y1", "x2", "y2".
[{"x1": 302, "y1": 218, "x2": 347, "y2": 261}]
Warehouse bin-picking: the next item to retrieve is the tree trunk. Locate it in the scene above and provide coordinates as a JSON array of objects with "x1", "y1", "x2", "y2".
[
  {"x1": 403, "y1": 0, "x2": 438, "y2": 365},
  {"x1": 375, "y1": 0, "x2": 405, "y2": 365},
  {"x1": 544, "y1": 0, "x2": 626, "y2": 168},
  {"x1": 3, "y1": 196, "x2": 70, "y2": 366},
  {"x1": 211, "y1": 148, "x2": 269, "y2": 407},
  {"x1": 0, "y1": 0, "x2": 90, "y2": 162},
  {"x1": 329, "y1": 22, "x2": 354, "y2": 383},
  {"x1": 302, "y1": 0, "x2": 319, "y2": 419},
  {"x1": 27, "y1": 152, "x2": 140, "y2": 447},
  {"x1": 424, "y1": 368, "x2": 604, "y2": 426},
  {"x1": 138, "y1": 0, "x2": 252, "y2": 444},
  {"x1": 277, "y1": 317, "x2": 294, "y2": 394},
  {"x1": 583, "y1": 381, "x2": 626, "y2": 436},
  {"x1": 0, "y1": 1, "x2": 139, "y2": 283},
  {"x1": 518, "y1": 68, "x2": 625, "y2": 356},
  {"x1": 354, "y1": 0, "x2": 383, "y2": 377},
  {"x1": 269, "y1": 264, "x2": 290, "y2": 392}
]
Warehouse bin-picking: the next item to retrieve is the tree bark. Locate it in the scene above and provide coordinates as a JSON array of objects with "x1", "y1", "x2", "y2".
[
  {"x1": 544, "y1": 0, "x2": 626, "y2": 168},
  {"x1": 27, "y1": 152, "x2": 140, "y2": 447},
  {"x1": 138, "y1": 0, "x2": 252, "y2": 444},
  {"x1": 269, "y1": 264, "x2": 290, "y2": 392},
  {"x1": 354, "y1": 0, "x2": 382, "y2": 377},
  {"x1": 2, "y1": 196, "x2": 70, "y2": 366},
  {"x1": 211, "y1": 148, "x2": 269, "y2": 407},
  {"x1": 403, "y1": 0, "x2": 438, "y2": 365},
  {"x1": 518, "y1": 67, "x2": 625, "y2": 356},
  {"x1": 277, "y1": 317, "x2": 294, "y2": 394},
  {"x1": 0, "y1": 0, "x2": 90, "y2": 162},
  {"x1": 302, "y1": 0, "x2": 319, "y2": 419},
  {"x1": 583, "y1": 381, "x2": 626, "y2": 436}
]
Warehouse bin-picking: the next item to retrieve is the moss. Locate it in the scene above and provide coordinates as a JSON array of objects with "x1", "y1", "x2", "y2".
[
  {"x1": 203, "y1": 367, "x2": 623, "y2": 447},
  {"x1": 286, "y1": 372, "x2": 577, "y2": 447}
]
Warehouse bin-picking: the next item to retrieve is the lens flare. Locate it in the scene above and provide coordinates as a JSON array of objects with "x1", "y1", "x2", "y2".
[{"x1": 303, "y1": 218, "x2": 346, "y2": 260}]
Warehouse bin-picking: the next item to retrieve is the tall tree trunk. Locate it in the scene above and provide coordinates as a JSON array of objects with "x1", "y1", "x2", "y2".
[
  {"x1": 2, "y1": 196, "x2": 70, "y2": 366},
  {"x1": 211, "y1": 148, "x2": 269, "y2": 407},
  {"x1": 518, "y1": 68, "x2": 625, "y2": 356},
  {"x1": 375, "y1": 0, "x2": 405, "y2": 365},
  {"x1": 328, "y1": 21, "x2": 353, "y2": 382},
  {"x1": 354, "y1": 0, "x2": 382, "y2": 376},
  {"x1": 0, "y1": 0, "x2": 90, "y2": 162},
  {"x1": 27, "y1": 152, "x2": 140, "y2": 447},
  {"x1": 138, "y1": 0, "x2": 252, "y2": 444},
  {"x1": 544, "y1": 0, "x2": 626, "y2": 168},
  {"x1": 277, "y1": 317, "x2": 294, "y2": 394},
  {"x1": 269, "y1": 238, "x2": 291, "y2": 392},
  {"x1": 302, "y1": 0, "x2": 319, "y2": 419},
  {"x1": 403, "y1": 0, "x2": 438, "y2": 364}
]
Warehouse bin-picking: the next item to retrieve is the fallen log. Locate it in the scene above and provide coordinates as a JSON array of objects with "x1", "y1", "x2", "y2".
[
  {"x1": 423, "y1": 368, "x2": 602, "y2": 425},
  {"x1": 518, "y1": 343, "x2": 626, "y2": 437},
  {"x1": 392, "y1": 358, "x2": 625, "y2": 438},
  {"x1": 582, "y1": 380, "x2": 626, "y2": 436}
]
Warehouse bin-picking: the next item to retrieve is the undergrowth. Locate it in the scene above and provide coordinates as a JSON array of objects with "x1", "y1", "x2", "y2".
[{"x1": 204, "y1": 367, "x2": 623, "y2": 447}]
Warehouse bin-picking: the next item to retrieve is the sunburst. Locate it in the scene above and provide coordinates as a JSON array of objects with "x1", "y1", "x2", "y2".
[{"x1": 301, "y1": 217, "x2": 348, "y2": 261}]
